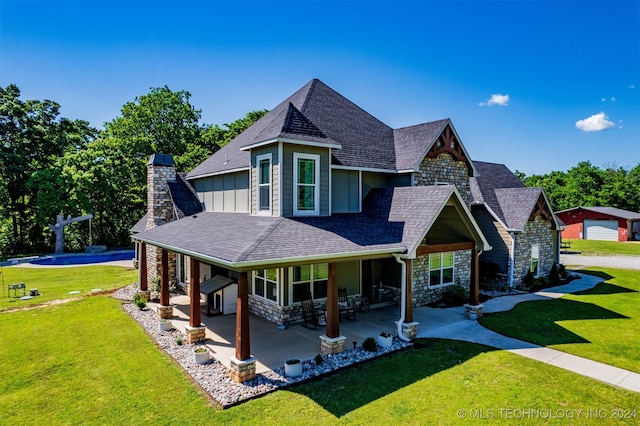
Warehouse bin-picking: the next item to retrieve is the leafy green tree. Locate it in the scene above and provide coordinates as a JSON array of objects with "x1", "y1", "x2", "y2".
[{"x1": 0, "y1": 84, "x2": 97, "y2": 254}]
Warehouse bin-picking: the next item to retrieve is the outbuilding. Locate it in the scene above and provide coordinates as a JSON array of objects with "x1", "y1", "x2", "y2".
[{"x1": 555, "y1": 206, "x2": 640, "y2": 242}]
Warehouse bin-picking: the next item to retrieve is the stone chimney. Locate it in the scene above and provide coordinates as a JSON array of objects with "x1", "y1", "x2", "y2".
[
  {"x1": 145, "y1": 154, "x2": 177, "y2": 288},
  {"x1": 146, "y1": 154, "x2": 176, "y2": 230}
]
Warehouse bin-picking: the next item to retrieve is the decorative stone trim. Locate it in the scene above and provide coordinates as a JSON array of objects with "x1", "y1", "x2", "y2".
[
  {"x1": 319, "y1": 335, "x2": 346, "y2": 354},
  {"x1": 135, "y1": 290, "x2": 150, "y2": 303},
  {"x1": 396, "y1": 321, "x2": 419, "y2": 339},
  {"x1": 185, "y1": 325, "x2": 206, "y2": 344},
  {"x1": 464, "y1": 303, "x2": 484, "y2": 320},
  {"x1": 156, "y1": 305, "x2": 173, "y2": 319},
  {"x1": 229, "y1": 356, "x2": 257, "y2": 383}
]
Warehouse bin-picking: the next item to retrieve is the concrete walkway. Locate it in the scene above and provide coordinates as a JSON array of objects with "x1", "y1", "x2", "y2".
[{"x1": 414, "y1": 273, "x2": 640, "y2": 393}]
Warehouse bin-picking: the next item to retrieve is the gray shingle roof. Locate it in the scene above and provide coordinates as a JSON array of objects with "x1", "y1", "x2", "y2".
[
  {"x1": 187, "y1": 79, "x2": 458, "y2": 179},
  {"x1": 130, "y1": 213, "x2": 148, "y2": 234},
  {"x1": 470, "y1": 161, "x2": 553, "y2": 231},
  {"x1": 556, "y1": 206, "x2": 640, "y2": 220},
  {"x1": 133, "y1": 186, "x2": 471, "y2": 267},
  {"x1": 168, "y1": 173, "x2": 203, "y2": 219}
]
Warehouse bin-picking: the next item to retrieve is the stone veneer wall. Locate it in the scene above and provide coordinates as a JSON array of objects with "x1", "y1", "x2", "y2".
[
  {"x1": 144, "y1": 158, "x2": 178, "y2": 284},
  {"x1": 412, "y1": 250, "x2": 472, "y2": 306},
  {"x1": 413, "y1": 154, "x2": 472, "y2": 205},
  {"x1": 512, "y1": 215, "x2": 555, "y2": 288},
  {"x1": 248, "y1": 294, "x2": 330, "y2": 326}
]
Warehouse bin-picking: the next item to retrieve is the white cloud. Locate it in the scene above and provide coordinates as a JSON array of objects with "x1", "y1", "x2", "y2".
[
  {"x1": 629, "y1": 85, "x2": 636, "y2": 89},
  {"x1": 479, "y1": 93, "x2": 510, "y2": 107},
  {"x1": 610, "y1": 97, "x2": 616, "y2": 102},
  {"x1": 601, "y1": 97, "x2": 606, "y2": 102},
  {"x1": 575, "y1": 112, "x2": 615, "y2": 132}
]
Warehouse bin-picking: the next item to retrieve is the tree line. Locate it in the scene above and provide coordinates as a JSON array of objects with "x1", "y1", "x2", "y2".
[
  {"x1": 0, "y1": 84, "x2": 266, "y2": 256},
  {"x1": 516, "y1": 161, "x2": 640, "y2": 213}
]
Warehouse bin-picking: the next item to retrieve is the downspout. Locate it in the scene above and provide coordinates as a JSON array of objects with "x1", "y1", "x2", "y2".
[
  {"x1": 509, "y1": 233, "x2": 516, "y2": 288},
  {"x1": 394, "y1": 255, "x2": 411, "y2": 342}
]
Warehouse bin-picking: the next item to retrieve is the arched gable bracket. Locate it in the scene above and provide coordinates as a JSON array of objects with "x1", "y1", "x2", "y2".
[
  {"x1": 529, "y1": 194, "x2": 553, "y2": 222},
  {"x1": 426, "y1": 125, "x2": 472, "y2": 172}
]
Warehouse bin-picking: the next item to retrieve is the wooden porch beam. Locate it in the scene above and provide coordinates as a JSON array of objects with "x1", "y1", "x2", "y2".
[
  {"x1": 189, "y1": 257, "x2": 201, "y2": 327},
  {"x1": 139, "y1": 243, "x2": 148, "y2": 291},
  {"x1": 416, "y1": 241, "x2": 475, "y2": 256},
  {"x1": 235, "y1": 271, "x2": 251, "y2": 361},
  {"x1": 405, "y1": 259, "x2": 413, "y2": 322},
  {"x1": 160, "y1": 249, "x2": 169, "y2": 306},
  {"x1": 325, "y1": 263, "x2": 340, "y2": 338},
  {"x1": 469, "y1": 248, "x2": 480, "y2": 305}
]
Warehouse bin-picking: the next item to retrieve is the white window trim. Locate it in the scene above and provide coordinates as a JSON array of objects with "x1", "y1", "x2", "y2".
[
  {"x1": 288, "y1": 264, "x2": 328, "y2": 305},
  {"x1": 531, "y1": 244, "x2": 540, "y2": 277},
  {"x1": 293, "y1": 152, "x2": 320, "y2": 216},
  {"x1": 256, "y1": 153, "x2": 272, "y2": 215},
  {"x1": 428, "y1": 252, "x2": 455, "y2": 288},
  {"x1": 252, "y1": 268, "x2": 280, "y2": 304}
]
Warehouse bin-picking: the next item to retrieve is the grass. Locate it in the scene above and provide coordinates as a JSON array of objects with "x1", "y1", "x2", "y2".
[
  {"x1": 1, "y1": 295, "x2": 639, "y2": 424},
  {"x1": 480, "y1": 267, "x2": 640, "y2": 373},
  {"x1": 564, "y1": 239, "x2": 640, "y2": 256},
  {"x1": 0, "y1": 265, "x2": 138, "y2": 311}
]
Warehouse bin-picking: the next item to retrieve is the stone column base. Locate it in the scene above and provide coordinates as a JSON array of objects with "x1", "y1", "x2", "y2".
[
  {"x1": 229, "y1": 356, "x2": 257, "y2": 383},
  {"x1": 464, "y1": 304, "x2": 484, "y2": 320},
  {"x1": 156, "y1": 305, "x2": 173, "y2": 319},
  {"x1": 135, "y1": 290, "x2": 150, "y2": 302},
  {"x1": 319, "y1": 335, "x2": 346, "y2": 354},
  {"x1": 395, "y1": 321, "x2": 419, "y2": 339},
  {"x1": 185, "y1": 325, "x2": 206, "y2": 344}
]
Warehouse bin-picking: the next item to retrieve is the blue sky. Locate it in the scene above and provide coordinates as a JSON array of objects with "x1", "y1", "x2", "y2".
[{"x1": 1, "y1": 0, "x2": 638, "y2": 175}]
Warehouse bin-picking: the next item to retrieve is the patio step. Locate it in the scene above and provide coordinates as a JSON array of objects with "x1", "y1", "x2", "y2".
[{"x1": 369, "y1": 301, "x2": 395, "y2": 310}]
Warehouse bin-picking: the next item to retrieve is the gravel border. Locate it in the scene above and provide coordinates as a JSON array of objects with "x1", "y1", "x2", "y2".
[{"x1": 114, "y1": 284, "x2": 412, "y2": 408}]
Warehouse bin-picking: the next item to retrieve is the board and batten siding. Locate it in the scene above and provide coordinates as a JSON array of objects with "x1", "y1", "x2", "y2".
[
  {"x1": 473, "y1": 207, "x2": 511, "y2": 273},
  {"x1": 331, "y1": 169, "x2": 360, "y2": 213},
  {"x1": 250, "y1": 145, "x2": 280, "y2": 216},
  {"x1": 192, "y1": 171, "x2": 249, "y2": 213},
  {"x1": 281, "y1": 144, "x2": 330, "y2": 216}
]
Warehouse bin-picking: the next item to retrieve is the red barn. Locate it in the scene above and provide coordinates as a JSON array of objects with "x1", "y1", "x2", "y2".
[{"x1": 556, "y1": 206, "x2": 640, "y2": 242}]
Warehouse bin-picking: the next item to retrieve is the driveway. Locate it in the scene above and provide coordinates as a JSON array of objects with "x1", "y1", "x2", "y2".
[{"x1": 560, "y1": 253, "x2": 640, "y2": 270}]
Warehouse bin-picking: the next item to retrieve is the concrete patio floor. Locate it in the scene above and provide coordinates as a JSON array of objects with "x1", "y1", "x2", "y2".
[{"x1": 161, "y1": 296, "x2": 407, "y2": 373}]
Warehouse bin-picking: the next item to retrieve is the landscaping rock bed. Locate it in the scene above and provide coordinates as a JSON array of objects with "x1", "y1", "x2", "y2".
[{"x1": 114, "y1": 284, "x2": 411, "y2": 408}]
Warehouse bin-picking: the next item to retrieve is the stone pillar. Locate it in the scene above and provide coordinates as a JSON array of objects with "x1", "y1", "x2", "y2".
[
  {"x1": 229, "y1": 356, "x2": 256, "y2": 383},
  {"x1": 464, "y1": 303, "x2": 484, "y2": 320},
  {"x1": 185, "y1": 325, "x2": 206, "y2": 344},
  {"x1": 320, "y1": 335, "x2": 346, "y2": 354},
  {"x1": 157, "y1": 305, "x2": 174, "y2": 319},
  {"x1": 398, "y1": 321, "x2": 419, "y2": 339}
]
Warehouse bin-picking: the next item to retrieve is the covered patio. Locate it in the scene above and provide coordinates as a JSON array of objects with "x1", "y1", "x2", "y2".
[{"x1": 149, "y1": 295, "x2": 404, "y2": 373}]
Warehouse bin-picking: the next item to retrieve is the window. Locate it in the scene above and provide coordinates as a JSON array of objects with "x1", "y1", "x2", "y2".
[
  {"x1": 531, "y1": 245, "x2": 540, "y2": 277},
  {"x1": 253, "y1": 268, "x2": 279, "y2": 303},
  {"x1": 293, "y1": 153, "x2": 320, "y2": 215},
  {"x1": 429, "y1": 252, "x2": 454, "y2": 286},
  {"x1": 256, "y1": 154, "x2": 271, "y2": 213},
  {"x1": 290, "y1": 263, "x2": 328, "y2": 303}
]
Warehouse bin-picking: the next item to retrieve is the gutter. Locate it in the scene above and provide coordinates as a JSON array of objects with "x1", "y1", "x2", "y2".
[{"x1": 394, "y1": 254, "x2": 411, "y2": 342}]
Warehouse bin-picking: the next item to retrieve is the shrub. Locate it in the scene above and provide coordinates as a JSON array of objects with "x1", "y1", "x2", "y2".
[
  {"x1": 315, "y1": 353, "x2": 324, "y2": 365},
  {"x1": 480, "y1": 261, "x2": 501, "y2": 281},
  {"x1": 523, "y1": 270, "x2": 535, "y2": 289},
  {"x1": 549, "y1": 263, "x2": 560, "y2": 286},
  {"x1": 175, "y1": 337, "x2": 184, "y2": 346},
  {"x1": 362, "y1": 337, "x2": 377, "y2": 352},
  {"x1": 558, "y1": 264, "x2": 567, "y2": 278},
  {"x1": 441, "y1": 284, "x2": 469, "y2": 306}
]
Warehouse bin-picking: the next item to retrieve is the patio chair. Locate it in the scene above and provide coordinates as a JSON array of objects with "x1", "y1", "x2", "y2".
[
  {"x1": 338, "y1": 288, "x2": 356, "y2": 321},
  {"x1": 301, "y1": 297, "x2": 325, "y2": 330}
]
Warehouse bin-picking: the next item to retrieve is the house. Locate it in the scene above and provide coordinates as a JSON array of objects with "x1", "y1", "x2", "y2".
[
  {"x1": 470, "y1": 161, "x2": 562, "y2": 287},
  {"x1": 131, "y1": 79, "x2": 558, "y2": 382},
  {"x1": 556, "y1": 206, "x2": 640, "y2": 241}
]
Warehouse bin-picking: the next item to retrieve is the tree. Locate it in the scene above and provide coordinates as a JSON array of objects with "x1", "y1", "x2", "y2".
[{"x1": 0, "y1": 84, "x2": 97, "y2": 254}]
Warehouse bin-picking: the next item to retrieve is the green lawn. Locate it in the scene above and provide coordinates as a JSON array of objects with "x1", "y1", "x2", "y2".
[
  {"x1": 564, "y1": 239, "x2": 640, "y2": 256},
  {"x1": 480, "y1": 268, "x2": 640, "y2": 373},
  {"x1": 1, "y1": 295, "x2": 639, "y2": 424},
  {"x1": 0, "y1": 265, "x2": 138, "y2": 311}
]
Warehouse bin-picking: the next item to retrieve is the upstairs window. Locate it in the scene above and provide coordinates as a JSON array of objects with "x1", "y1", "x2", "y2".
[
  {"x1": 294, "y1": 153, "x2": 320, "y2": 215},
  {"x1": 256, "y1": 154, "x2": 271, "y2": 213},
  {"x1": 429, "y1": 252, "x2": 454, "y2": 286}
]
